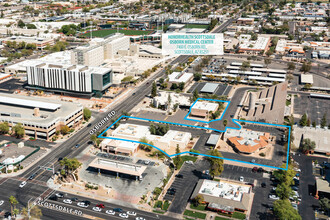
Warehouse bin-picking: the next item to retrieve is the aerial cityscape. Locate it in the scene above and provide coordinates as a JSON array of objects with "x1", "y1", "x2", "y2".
[{"x1": 0, "y1": 0, "x2": 329, "y2": 220}]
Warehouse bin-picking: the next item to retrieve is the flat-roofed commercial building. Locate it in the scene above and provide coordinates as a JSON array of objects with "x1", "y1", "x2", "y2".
[
  {"x1": 111, "y1": 123, "x2": 191, "y2": 150},
  {"x1": 0, "y1": 93, "x2": 83, "y2": 140},
  {"x1": 100, "y1": 139, "x2": 139, "y2": 156},
  {"x1": 2, "y1": 36, "x2": 55, "y2": 49},
  {"x1": 225, "y1": 129, "x2": 270, "y2": 154},
  {"x1": 168, "y1": 72, "x2": 193, "y2": 88},
  {"x1": 26, "y1": 61, "x2": 112, "y2": 95},
  {"x1": 191, "y1": 179, "x2": 254, "y2": 214},
  {"x1": 238, "y1": 37, "x2": 271, "y2": 55},
  {"x1": 153, "y1": 91, "x2": 191, "y2": 110},
  {"x1": 88, "y1": 158, "x2": 146, "y2": 180},
  {"x1": 190, "y1": 101, "x2": 219, "y2": 118}
]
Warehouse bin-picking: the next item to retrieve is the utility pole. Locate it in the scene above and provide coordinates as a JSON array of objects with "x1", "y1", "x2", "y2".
[{"x1": 27, "y1": 197, "x2": 33, "y2": 219}]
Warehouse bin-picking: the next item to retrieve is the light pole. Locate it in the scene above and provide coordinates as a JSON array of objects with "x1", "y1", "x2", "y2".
[{"x1": 27, "y1": 197, "x2": 33, "y2": 219}]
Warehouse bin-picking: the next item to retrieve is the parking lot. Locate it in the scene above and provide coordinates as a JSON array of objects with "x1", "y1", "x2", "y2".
[
  {"x1": 0, "y1": 78, "x2": 24, "y2": 93},
  {"x1": 294, "y1": 94, "x2": 330, "y2": 125},
  {"x1": 165, "y1": 159, "x2": 210, "y2": 214}
]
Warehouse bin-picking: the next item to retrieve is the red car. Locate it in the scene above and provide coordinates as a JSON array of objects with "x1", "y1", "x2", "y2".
[
  {"x1": 96, "y1": 204, "x2": 105, "y2": 209},
  {"x1": 252, "y1": 167, "x2": 258, "y2": 173}
]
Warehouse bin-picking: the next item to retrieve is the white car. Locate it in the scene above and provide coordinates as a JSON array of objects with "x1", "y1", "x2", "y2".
[
  {"x1": 185, "y1": 161, "x2": 194, "y2": 164},
  {"x1": 144, "y1": 160, "x2": 150, "y2": 165},
  {"x1": 269, "y1": 194, "x2": 280, "y2": 200},
  {"x1": 119, "y1": 213, "x2": 129, "y2": 218},
  {"x1": 106, "y1": 210, "x2": 115, "y2": 215},
  {"x1": 127, "y1": 211, "x2": 137, "y2": 216},
  {"x1": 19, "y1": 181, "x2": 27, "y2": 188},
  {"x1": 63, "y1": 199, "x2": 72, "y2": 204},
  {"x1": 239, "y1": 176, "x2": 244, "y2": 182},
  {"x1": 92, "y1": 207, "x2": 102, "y2": 212},
  {"x1": 77, "y1": 202, "x2": 89, "y2": 208},
  {"x1": 135, "y1": 217, "x2": 145, "y2": 220},
  {"x1": 0, "y1": 200, "x2": 4, "y2": 206}
]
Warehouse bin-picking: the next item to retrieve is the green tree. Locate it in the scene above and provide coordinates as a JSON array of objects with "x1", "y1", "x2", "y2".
[
  {"x1": 273, "y1": 199, "x2": 302, "y2": 220},
  {"x1": 192, "y1": 89, "x2": 199, "y2": 101},
  {"x1": 193, "y1": 72, "x2": 202, "y2": 81},
  {"x1": 173, "y1": 145, "x2": 182, "y2": 169},
  {"x1": 29, "y1": 204, "x2": 42, "y2": 219},
  {"x1": 139, "y1": 137, "x2": 152, "y2": 151},
  {"x1": 18, "y1": 20, "x2": 25, "y2": 28},
  {"x1": 300, "y1": 62, "x2": 312, "y2": 74},
  {"x1": 264, "y1": 57, "x2": 272, "y2": 67},
  {"x1": 151, "y1": 81, "x2": 157, "y2": 97},
  {"x1": 287, "y1": 62, "x2": 295, "y2": 70},
  {"x1": 60, "y1": 125, "x2": 70, "y2": 135},
  {"x1": 321, "y1": 113, "x2": 327, "y2": 128},
  {"x1": 13, "y1": 123, "x2": 24, "y2": 138},
  {"x1": 83, "y1": 108, "x2": 92, "y2": 121},
  {"x1": 299, "y1": 113, "x2": 308, "y2": 126},
  {"x1": 273, "y1": 164, "x2": 296, "y2": 185},
  {"x1": 300, "y1": 138, "x2": 316, "y2": 154},
  {"x1": 90, "y1": 134, "x2": 98, "y2": 146},
  {"x1": 276, "y1": 182, "x2": 294, "y2": 200},
  {"x1": 9, "y1": 196, "x2": 18, "y2": 216},
  {"x1": 223, "y1": 119, "x2": 228, "y2": 127},
  {"x1": 312, "y1": 121, "x2": 316, "y2": 127},
  {"x1": 59, "y1": 157, "x2": 82, "y2": 177},
  {"x1": 320, "y1": 198, "x2": 330, "y2": 215},
  {"x1": 192, "y1": 195, "x2": 204, "y2": 206},
  {"x1": 0, "y1": 121, "x2": 9, "y2": 134},
  {"x1": 208, "y1": 149, "x2": 224, "y2": 178}
]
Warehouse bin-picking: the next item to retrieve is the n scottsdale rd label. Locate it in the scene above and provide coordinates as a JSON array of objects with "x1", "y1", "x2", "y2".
[{"x1": 89, "y1": 110, "x2": 116, "y2": 135}]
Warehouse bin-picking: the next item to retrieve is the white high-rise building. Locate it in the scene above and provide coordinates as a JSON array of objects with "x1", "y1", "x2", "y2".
[
  {"x1": 26, "y1": 60, "x2": 112, "y2": 94},
  {"x1": 71, "y1": 33, "x2": 130, "y2": 66}
]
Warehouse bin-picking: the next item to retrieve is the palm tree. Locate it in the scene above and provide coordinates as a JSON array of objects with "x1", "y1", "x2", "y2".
[{"x1": 9, "y1": 196, "x2": 18, "y2": 216}]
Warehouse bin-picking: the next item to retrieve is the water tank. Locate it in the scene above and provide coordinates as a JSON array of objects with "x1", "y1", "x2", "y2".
[{"x1": 249, "y1": 92, "x2": 256, "y2": 110}]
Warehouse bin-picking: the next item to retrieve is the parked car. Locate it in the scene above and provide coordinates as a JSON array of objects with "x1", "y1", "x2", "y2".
[
  {"x1": 135, "y1": 217, "x2": 145, "y2": 220},
  {"x1": 239, "y1": 176, "x2": 244, "y2": 182},
  {"x1": 251, "y1": 159, "x2": 256, "y2": 163},
  {"x1": 258, "y1": 167, "x2": 264, "y2": 173},
  {"x1": 75, "y1": 144, "x2": 80, "y2": 148},
  {"x1": 252, "y1": 167, "x2": 258, "y2": 173},
  {"x1": 269, "y1": 194, "x2": 280, "y2": 200},
  {"x1": 261, "y1": 182, "x2": 267, "y2": 188},
  {"x1": 175, "y1": 174, "x2": 183, "y2": 178},
  {"x1": 291, "y1": 186, "x2": 299, "y2": 191},
  {"x1": 144, "y1": 160, "x2": 150, "y2": 165},
  {"x1": 49, "y1": 195, "x2": 58, "y2": 201},
  {"x1": 0, "y1": 200, "x2": 4, "y2": 206}
]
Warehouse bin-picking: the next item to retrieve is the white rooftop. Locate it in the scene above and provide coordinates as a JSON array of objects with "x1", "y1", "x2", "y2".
[
  {"x1": 101, "y1": 139, "x2": 139, "y2": 151},
  {"x1": 300, "y1": 74, "x2": 313, "y2": 84},
  {"x1": 192, "y1": 101, "x2": 218, "y2": 112},
  {"x1": 168, "y1": 72, "x2": 193, "y2": 83},
  {"x1": 239, "y1": 37, "x2": 270, "y2": 50},
  {"x1": 0, "y1": 95, "x2": 61, "y2": 111},
  {"x1": 198, "y1": 179, "x2": 250, "y2": 202}
]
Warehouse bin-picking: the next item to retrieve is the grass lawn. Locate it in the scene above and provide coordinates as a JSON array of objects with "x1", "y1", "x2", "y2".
[
  {"x1": 184, "y1": 210, "x2": 207, "y2": 219},
  {"x1": 175, "y1": 155, "x2": 198, "y2": 169},
  {"x1": 215, "y1": 217, "x2": 229, "y2": 220},
  {"x1": 81, "y1": 29, "x2": 153, "y2": 38},
  {"x1": 152, "y1": 210, "x2": 165, "y2": 214},
  {"x1": 232, "y1": 212, "x2": 246, "y2": 220},
  {"x1": 184, "y1": 24, "x2": 209, "y2": 29},
  {"x1": 190, "y1": 204, "x2": 206, "y2": 211}
]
